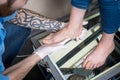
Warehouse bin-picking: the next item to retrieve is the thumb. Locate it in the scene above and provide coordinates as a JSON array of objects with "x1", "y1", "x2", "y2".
[{"x1": 76, "y1": 28, "x2": 87, "y2": 41}]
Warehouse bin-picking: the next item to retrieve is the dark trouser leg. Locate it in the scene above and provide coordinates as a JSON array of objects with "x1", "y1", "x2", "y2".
[{"x1": 2, "y1": 22, "x2": 31, "y2": 68}]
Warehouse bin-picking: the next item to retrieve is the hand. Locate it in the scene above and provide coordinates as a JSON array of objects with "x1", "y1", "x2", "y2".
[
  {"x1": 75, "y1": 28, "x2": 87, "y2": 41},
  {"x1": 33, "y1": 39, "x2": 70, "y2": 59}
]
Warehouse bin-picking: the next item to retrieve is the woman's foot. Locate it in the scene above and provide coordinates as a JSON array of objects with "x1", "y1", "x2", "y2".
[
  {"x1": 82, "y1": 32, "x2": 115, "y2": 70},
  {"x1": 42, "y1": 26, "x2": 84, "y2": 44}
]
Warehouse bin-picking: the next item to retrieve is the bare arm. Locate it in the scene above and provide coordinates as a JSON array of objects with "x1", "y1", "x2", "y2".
[
  {"x1": 2, "y1": 40, "x2": 66, "y2": 80},
  {"x1": 3, "y1": 54, "x2": 41, "y2": 80},
  {"x1": 9, "y1": 8, "x2": 66, "y2": 32}
]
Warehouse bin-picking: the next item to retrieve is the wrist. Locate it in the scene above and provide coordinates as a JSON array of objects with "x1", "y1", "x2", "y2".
[
  {"x1": 33, "y1": 50, "x2": 46, "y2": 59},
  {"x1": 32, "y1": 53, "x2": 42, "y2": 61}
]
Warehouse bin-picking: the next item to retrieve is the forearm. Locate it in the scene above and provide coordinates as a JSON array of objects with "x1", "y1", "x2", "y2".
[
  {"x1": 3, "y1": 54, "x2": 41, "y2": 80},
  {"x1": 68, "y1": 6, "x2": 86, "y2": 29},
  {"x1": 9, "y1": 8, "x2": 66, "y2": 32}
]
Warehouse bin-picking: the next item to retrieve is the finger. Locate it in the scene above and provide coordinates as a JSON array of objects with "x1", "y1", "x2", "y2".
[
  {"x1": 80, "y1": 28, "x2": 87, "y2": 37},
  {"x1": 75, "y1": 28, "x2": 87, "y2": 41},
  {"x1": 76, "y1": 36, "x2": 80, "y2": 41}
]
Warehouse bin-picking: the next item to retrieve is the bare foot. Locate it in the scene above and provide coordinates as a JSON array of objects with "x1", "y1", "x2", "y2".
[
  {"x1": 82, "y1": 33, "x2": 115, "y2": 70},
  {"x1": 42, "y1": 26, "x2": 84, "y2": 44}
]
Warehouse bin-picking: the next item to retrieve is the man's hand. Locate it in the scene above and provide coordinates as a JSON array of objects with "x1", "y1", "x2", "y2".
[{"x1": 33, "y1": 39, "x2": 70, "y2": 59}]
